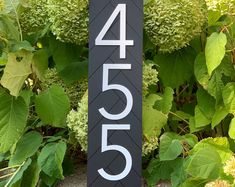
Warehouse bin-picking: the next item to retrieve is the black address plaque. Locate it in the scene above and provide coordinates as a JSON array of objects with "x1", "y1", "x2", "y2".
[{"x1": 88, "y1": 0, "x2": 143, "y2": 186}]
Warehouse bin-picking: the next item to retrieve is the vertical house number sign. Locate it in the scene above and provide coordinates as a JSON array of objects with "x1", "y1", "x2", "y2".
[{"x1": 88, "y1": 0, "x2": 143, "y2": 186}]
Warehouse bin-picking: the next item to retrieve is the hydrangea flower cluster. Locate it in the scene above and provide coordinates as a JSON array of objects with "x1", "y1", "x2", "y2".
[
  {"x1": 224, "y1": 156, "x2": 235, "y2": 179},
  {"x1": 142, "y1": 136, "x2": 158, "y2": 156},
  {"x1": 67, "y1": 91, "x2": 88, "y2": 152},
  {"x1": 143, "y1": 63, "x2": 158, "y2": 96},
  {"x1": 18, "y1": 0, "x2": 88, "y2": 45},
  {"x1": 205, "y1": 180, "x2": 231, "y2": 187},
  {"x1": 144, "y1": 0, "x2": 207, "y2": 53},
  {"x1": 47, "y1": 0, "x2": 88, "y2": 45},
  {"x1": 18, "y1": 0, "x2": 49, "y2": 34},
  {"x1": 205, "y1": 0, "x2": 235, "y2": 14}
]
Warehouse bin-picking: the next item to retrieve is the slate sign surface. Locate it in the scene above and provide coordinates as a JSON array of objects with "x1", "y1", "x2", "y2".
[{"x1": 88, "y1": 0, "x2": 143, "y2": 186}]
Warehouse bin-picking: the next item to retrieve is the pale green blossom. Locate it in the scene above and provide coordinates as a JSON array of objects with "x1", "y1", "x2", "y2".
[
  {"x1": 142, "y1": 136, "x2": 158, "y2": 156},
  {"x1": 205, "y1": 0, "x2": 235, "y2": 14},
  {"x1": 67, "y1": 91, "x2": 88, "y2": 152},
  {"x1": 143, "y1": 63, "x2": 158, "y2": 96},
  {"x1": 47, "y1": 0, "x2": 88, "y2": 45},
  {"x1": 144, "y1": 0, "x2": 207, "y2": 53},
  {"x1": 205, "y1": 180, "x2": 231, "y2": 187},
  {"x1": 18, "y1": 0, "x2": 49, "y2": 34},
  {"x1": 224, "y1": 156, "x2": 235, "y2": 178}
]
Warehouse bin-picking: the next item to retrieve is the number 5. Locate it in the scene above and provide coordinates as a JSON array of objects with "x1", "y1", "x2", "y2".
[
  {"x1": 99, "y1": 64, "x2": 133, "y2": 120},
  {"x1": 98, "y1": 124, "x2": 132, "y2": 181}
]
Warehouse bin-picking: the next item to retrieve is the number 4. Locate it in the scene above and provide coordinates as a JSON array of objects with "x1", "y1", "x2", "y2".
[{"x1": 95, "y1": 4, "x2": 134, "y2": 59}]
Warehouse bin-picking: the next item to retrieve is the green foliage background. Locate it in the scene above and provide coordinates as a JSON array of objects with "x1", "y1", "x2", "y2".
[{"x1": 0, "y1": 0, "x2": 235, "y2": 186}]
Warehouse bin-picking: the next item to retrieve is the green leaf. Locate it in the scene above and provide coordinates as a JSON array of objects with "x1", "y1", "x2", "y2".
[
  {"x1": 194, "y1": 53, "x2": 210, "y2": 89},
  {"x1": 0, "y1": 15, "x2": 20, "y2": 41},
  {"x1": 20, "y1": 156, "x2": 41, "y2": 187},
  {"x1": 145, "y1": 158, "x2": 186, "y2": 187},
  {"x1": 9, "y1": 131, "x2": 43, "y2": 166},
  {"x1": 32, "y1": 49, "x2": 48, "y2": 81},
  {"x1": 38, "y1": 142, "x2": 67, "y2": 179},
  {"x1": 171, "y1": 111, "x2": 192, "y2": 122},
  {"x1": 186, "y1": 147, "x2": 222, "y2": 179},
  {"x1": 223, "y1": 83, "x2": 235, "y2": 114},
  {"x1": 207, "y1": 71, "x2": 224, "y2": 101},
  {"x1": 58, "y1": 60, "x2": 88, "y2": 84},
  {"x1": 159, "y1": 133, "x2": 183, "y2": 161},
  {"x1": 197, "y1": 88, "x2": 216, "y2": 120},
  {"x1": 19, "y1": 90, "x2": 33, "y2": 107},
  {"x1": 0, "y1": 52, "x2": 7, "y2": 66},
  {"x1": 194, "y1": 106, "x2": 211, "y2": 128},
  {"x1": 0, "y1": 90, "x2": 28, "y2": 153},
  {"x1": 205, "y1": 32, "x2": 227, "y2": 76},
  {"x1": 49, "y1": 37, "x2": 83, "y2": 71},
  {"x1": 229, "y1": 118, "x2": 235, "y2": 139},
  {"x1": 40, "y1": 172, "x2": 57, "y2": 187},
  {"x1": 155, "y1": 87, "x2": 174, "y2": 114},
  {"x1": 144, "y1": 159, "x2": 173, "y2": 186},
  {"x1": 208, "y1": 10, "x2": 222, "y2": 26},
  {"x1": 154, "y1": 47, "x2": 196, "y2": 89},
  {"x1": 192, "y1": 137, "x2": 233, "y2": 163},
  {"x1": 1, "y1": 0, "x2": 20, "y2": 14},
  {"x1": 35, "y1": 85, "x2": 70, "y2": 127},
  {"x1": 217, "y1": 55, "x2": 235, "y2": 77},
  {"x1": 189, "y1": 117, "x2": 206, "y2": 133},
  {"x1": 182, "y1": 134, "x2": 198, "y2": 148},
  {"x1": 212, "y1": 105, "x2": 229, "y2": 128},
  {"x1": 6, "y1": 159, "x2": 32, "y2": 187},
  {"x1": 0, "y1": 51, "x2": 33, "y2": 96},
  {"x1": 145, "y1": 94, "x2": 162, "y2": 106},
  {"x1": 10, "y1": 41, "x2": 35, "y2": 52},
  {"x1": 171, "y1": 158, "x2": 187, "y2": 187},
  {"x1": 181, "y1": 178, "x2": 207, "y2": 187},
  {"x1": 0, "y1": 180, "x2": 7, "y2": 186},
  {"x1": 143, "y1": 95, "x2": 168, "y2": 137}
]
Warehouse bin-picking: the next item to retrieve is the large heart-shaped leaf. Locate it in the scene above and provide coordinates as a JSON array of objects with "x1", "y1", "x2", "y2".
[
  {"x1": 205, "y1": 32, "x2": 227, "y2": 76},
  {"x1": 187, "y1": 147, "x2": 222, "y2": 179},
  {"x1": 159, "y1": 132, "x2": 183, "y2": 161},
  {"x1": 35, "y1": 85, "x2": 70, "y2": 127},
  {"x1": 38, "y1": 142, "x2": 67, "y2": 179},
  {"x1": 0, "y1": 90, "x2": 28, "y2": 153},
  {"x1": 0, "y1": 50, "x2": 33, "y2": 96},
  {"x1": 154, "y1": 47, "x2": 196, "y2": 89},
  {"x1": 9, "y1": 131, "x2": 43, "y2": 166}
]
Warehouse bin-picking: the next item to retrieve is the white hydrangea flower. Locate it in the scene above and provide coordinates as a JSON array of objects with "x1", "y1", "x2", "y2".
[
  {"x1": 18, "y1": 0, "x2": 49, "y2": 34},
  {"x1": 205, "y1": 180, "x2": 231, "y2": 187},
  {"x1": 143, "y1": 63, "x2": 158, "y2": 96},
  {"x1": 224, "y1": 156, "x2": 235, "y2": 178},
  {"x1": 47, "y1": 0, "x2": 88, "y2": 45},
  {"x1": 205, "y1": 0, "x2": 235, "y2": 14},
  {"x1": 67, "y1": 91, "x2": 88, "y2": 152},
  {"x1": 144, "y1": 0, "x2": 207, "y2": 53}
]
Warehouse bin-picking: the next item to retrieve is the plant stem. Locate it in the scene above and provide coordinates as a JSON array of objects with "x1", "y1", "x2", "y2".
[
  {"x1": 0, "y1": 173, "x2": 14, "y2": 180},
  {"x1": 0, "y1": 165, "x2": 20, "y2": 173},
  {"x1": 226, "y1": 48, "x2": 235, "y2": 53},
  {"x1": 169, "y1": 111, "x2": 190, "y2": 125},
  {"x1": 4, "y1": 161, "x2": 25, "y2": 187}
]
